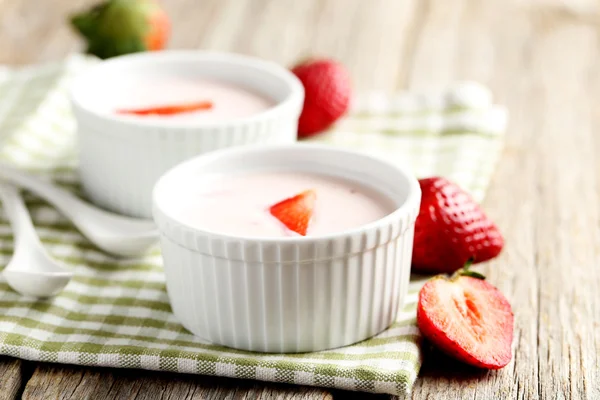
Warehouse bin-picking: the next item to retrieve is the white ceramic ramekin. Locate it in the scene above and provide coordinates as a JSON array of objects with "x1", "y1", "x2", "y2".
[
  {"x1": 70, "y1": 51, "x2": 304, "y2": 218},
  {"x1": 153, "y1": 144, "x2": 421, "y2": 353}
]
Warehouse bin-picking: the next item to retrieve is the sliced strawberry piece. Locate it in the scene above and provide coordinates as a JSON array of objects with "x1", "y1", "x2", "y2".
[
  {"x1": 417, "y1": 264, "x2": 514, "y2": 369},
  {"x1": 269, "y1": 190, "x2": 316, "y2": 236},
  {"x1": 117, "y1": 101, "x2": 213, "y2": 116}
]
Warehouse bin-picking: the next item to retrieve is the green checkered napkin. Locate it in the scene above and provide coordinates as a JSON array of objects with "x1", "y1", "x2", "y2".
[{"x1": 0, "y1": 54, "x2": 506, "y2": 396}]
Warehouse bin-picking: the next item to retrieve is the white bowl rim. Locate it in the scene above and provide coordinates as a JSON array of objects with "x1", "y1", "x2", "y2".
[
  {"x1": 152, "y1": 143, "x2": 422, "y2": 245},
  {"x1": 69, "y1": 50, "x2": 305, "y2": 130}
]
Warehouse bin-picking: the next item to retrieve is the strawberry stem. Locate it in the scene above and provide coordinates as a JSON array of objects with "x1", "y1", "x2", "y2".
[
  {"x1": 455, "y1": 257, "x2": 486, "y2": 280},
  {"x1": 463, "y1": 257, "x2": 474, "y2": 270}
]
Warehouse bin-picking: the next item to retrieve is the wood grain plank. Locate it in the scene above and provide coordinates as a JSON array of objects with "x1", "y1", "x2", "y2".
[
  {"x1": 410, "y1": 1, "x2": 600, "y2": 399},
  {"x1": 405, "y1": 0, "x2": 467, "y2": 91},
  {"x1": 163, "y1": 0, "x2": 226, "y2": 50},
  {"x1": 225, "y1": 0, "x2": 321, "y2": 65},
  {"x1": 342, "y1": 0, "x2": 420, "y2": 91},
  {"x1": 587, "y1": 24, "x2": 600, "y2": 400},
  {"x1": 22, "y1": 364, "x2": 333, "y2": 400},
  {"x1": 527, "y1": 17, "x2": 600, "y2": 400},
  {"x1": 195, "y1": 0, "x2": 257, "y2": 52},
  {"x1": 0, "y1": 0, "x2": 98, "y2": 64},
  {"x1": 0, "y1": 357, "x2": 26, "y2": 400}
]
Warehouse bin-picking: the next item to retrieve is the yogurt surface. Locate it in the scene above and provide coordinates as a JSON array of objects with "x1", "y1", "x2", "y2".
[
  {"x1": 110, "y1": 77, "x2": 274, "y2": 121},
  {"x1": 174, "y1": 171, "x2": 397, "y2": 237}
]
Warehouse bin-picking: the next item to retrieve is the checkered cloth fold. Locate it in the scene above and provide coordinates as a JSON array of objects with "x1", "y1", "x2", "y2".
[{"x1": 0, "y1": 54, "x2": 506, "y2": 396}]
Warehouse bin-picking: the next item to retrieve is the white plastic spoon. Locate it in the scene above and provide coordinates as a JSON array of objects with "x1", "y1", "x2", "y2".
[
  {"x1": 0, "y1": 183, "x2": 72, "y2": 297},
  {"x1": 0, "y1": 165, "x2": 159, "y2": 257}
]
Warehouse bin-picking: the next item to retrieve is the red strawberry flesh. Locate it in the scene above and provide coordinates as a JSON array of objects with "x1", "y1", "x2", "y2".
[
  {"x1": 117, "y1": 101, "x2": 213, "y2": 116},
  {"x1": 417, "y1": 275, "x2": 514, "y2": 369},
  {"x1": 269, "y1": 190, "x2": 316, "y2": 236}
]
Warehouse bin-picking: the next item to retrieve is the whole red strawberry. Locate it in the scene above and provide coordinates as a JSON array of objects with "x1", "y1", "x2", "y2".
[
  {"x1": 412, "y1": 177, "x2": 504, "y2": 273},
  {"x1": 417, "y1": 262, "x2": 514, "y2": 369},
  {"x1": 70, "y1": 0, "x2": 170, "y2": 59},
  {"x1": 291, "y1": 59, "x2": 351, "y2": 138}
]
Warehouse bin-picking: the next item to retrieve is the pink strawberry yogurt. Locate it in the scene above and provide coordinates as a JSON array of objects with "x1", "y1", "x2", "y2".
[
  {"x1": 110, "y1": 78, "x2": 274, "y2": 121},
  {"x1": 173, "y1": 171, "x2": 396, "y2": 237}
]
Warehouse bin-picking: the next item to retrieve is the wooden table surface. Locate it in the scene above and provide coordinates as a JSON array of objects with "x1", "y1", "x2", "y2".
[{"x1": 1, "y1": 0, "x2": 599, "y2": 398}]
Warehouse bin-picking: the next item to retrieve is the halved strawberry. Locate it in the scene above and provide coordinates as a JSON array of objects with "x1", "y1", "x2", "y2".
[
  {"x1": 417, "y1": 263, "x2": 514, "y2": 369},
  {"x1": 269, "y1": 190, "x2": 316, "y2": 236}
]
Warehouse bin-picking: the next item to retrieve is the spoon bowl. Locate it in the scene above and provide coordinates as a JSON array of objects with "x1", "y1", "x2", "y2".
[
  {"x1": 0, "y1": 183, "x2": 73, "y2": 297},
  {"x1": 0, "y1": 164, "x2": 159, "y2": 257},
  {"x1": 3, "y1": 263, "x2": 72, "y2": 298}
]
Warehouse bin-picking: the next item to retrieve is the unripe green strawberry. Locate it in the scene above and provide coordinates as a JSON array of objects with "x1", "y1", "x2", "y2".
[{"x1": 70, "y1": 0, "x2": 170, "y2": 59}]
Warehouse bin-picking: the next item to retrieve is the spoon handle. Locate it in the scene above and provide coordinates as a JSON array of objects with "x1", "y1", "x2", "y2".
[
  {"x1": 0, "y1": 183, "x2": 42, "y2": 248},
  {"x1": 0, "y1": 164, "x2": 88, "y2": 217},
  {"x1": 0, "y1": 164, "x2": 156, "y2": 229},
  {"x1": 0, "y1": 163, "x2": 151, "y2": 230},
  {"x1": 0, "y1": 165, "x2": 158, "y2": 258}
]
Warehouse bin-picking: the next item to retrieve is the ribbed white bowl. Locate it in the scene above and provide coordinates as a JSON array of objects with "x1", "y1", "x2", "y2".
[
  {"x1": 153, "y1": 144, "x2": 421, "y2": 353},
  {"x1": 70, "y1": 51, "x2": 304, "y2": 218}
]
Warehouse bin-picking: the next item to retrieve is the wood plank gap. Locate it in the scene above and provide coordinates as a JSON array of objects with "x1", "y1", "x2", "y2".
[
  {"x1": 0, "y1": 358, "x2": 34, "y2": 400},
  {"x1": 14, "y1": 361, "x2": 35, "y2": 400}
]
